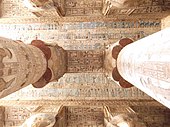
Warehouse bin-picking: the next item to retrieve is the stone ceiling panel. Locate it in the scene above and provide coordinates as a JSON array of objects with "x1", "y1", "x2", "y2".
[{"x1": 0, "y1": 19, "x2": 161, "y2": 101}]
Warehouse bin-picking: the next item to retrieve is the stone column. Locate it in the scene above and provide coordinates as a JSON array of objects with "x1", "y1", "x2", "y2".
[
  {"x1": 0, "y1": 38, "x2": 67, "y2": 98},
  {"x1": 30, "y1": 40, "x2": 67, "y2": 88},
  {"x1": 117, "y1": 28, "x2": 170, "y2": 108},
  {"x1": 0, "y1": 37, "x2": 47, "y2": 98},
  {"x1": 104, "y1": 38, "x2": 133, "y2": 88}
]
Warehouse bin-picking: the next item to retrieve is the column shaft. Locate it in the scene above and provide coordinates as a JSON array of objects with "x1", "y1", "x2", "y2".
[
  {"x1": 0, "y1": 37, "x2": 47, "y2": 98},
  {"x1": 117, "y1": 28, "x2": 170, "y2": 108}
]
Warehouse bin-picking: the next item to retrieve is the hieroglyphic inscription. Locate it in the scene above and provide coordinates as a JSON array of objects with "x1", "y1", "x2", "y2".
[
  {"x1": 131, "y1": 106, "x2": 170, "y2": 127},
  {"x1": 5, "y1": 106, "x2": 31, "y2": 127},
  {"x1": 57, "y1": 73, "x2": 109, "y2": 86},
  {"x1": 2, "y1": 103, "x2": 167, "y2": 127},
  {"x1": 137, "y1": 62, "x2": 170, "y2": 83},
  {"x1": 0, "y1": 20, "x2": 161, "y2": 49},
  {"x1": 3, "y1": 85, "x2": 150, "y2": 100},
  {"x1": 66, "y1": 106, "x2": 104, "y2": 127},
  {"x1": 108, "y1": 0, "x2": 170, "y2": 16},
  {"x1": 2, "y1": 0, "x2": 103, "y2": 18},
  {"x1": 132, "y1": 6, "x2": 169, "y2": 14},
  {"x1": 110, "y1": 6, "x2": 169, "y2": 16},
  {"x1": 2, "y1": 0, "x2": 169, "y2": 18},
  {"x1": 0, "y1": 20, "x2": 160, "y2": 100},
  {"x1": 4, "y1": 105, "x2": 62, "y2": 127},
  {"x1": 65, "y1": 0, "x2": 102, "y2": 16},
  {"x1": 2, "y1": 0, "x2": 64, "y2": 18},
  {"x1": 67, "y1": 50, "x2": 103, "y2": 72},
  {"x1": 1, "y1": 0, "x2": 35, "y2": 18},
  {"x1": 0, "y1": 20, "x2": 161, "y2": 30},
  {"x1": 134, "y1": 61, "x2": 170, "y2": 103},
  {"x1": 0, "y1": 100, "x2": 162, "y2": 107}
]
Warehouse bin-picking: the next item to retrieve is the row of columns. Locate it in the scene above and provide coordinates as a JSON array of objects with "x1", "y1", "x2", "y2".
[{"x1": 0, "y1": 28, "x2": 170, "y2": 109}]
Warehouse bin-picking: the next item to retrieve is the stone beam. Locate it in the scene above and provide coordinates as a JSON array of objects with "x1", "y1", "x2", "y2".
[{"x1": 0, "y1": 100, "x2": 161, "y2": 107}]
